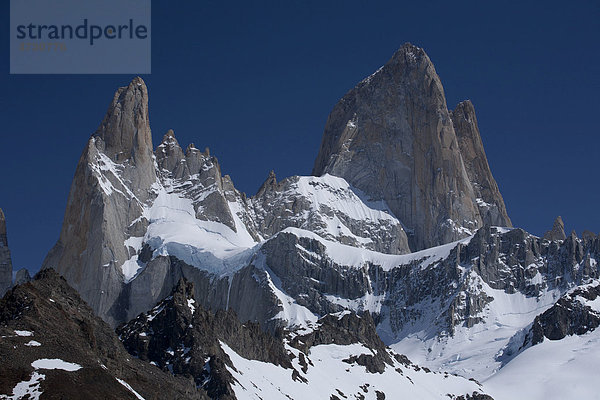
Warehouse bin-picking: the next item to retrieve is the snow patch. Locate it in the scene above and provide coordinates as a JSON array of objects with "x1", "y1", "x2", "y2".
[{"x1": 31, "y1": 358, "x2": 82, "y2": 372}]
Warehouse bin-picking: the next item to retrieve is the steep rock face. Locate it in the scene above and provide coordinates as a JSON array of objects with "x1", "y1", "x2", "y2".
[
  {"x1": 313, "y1": 43, "x2": 510, "y2": 251},
  {"x1": 451, "y1": 100, "x2": 511, "y2": 227},
  {"x1": 42, "y1": 78, "x2": 157, "y2": 326},
  {"x1": 42, "y1": 77, "x2": 424, "y2": 327},
  {"x1": 155, "y1": 131, "x2": 255, "y2": 237},
  {"x1": 110, "y1": 254, "x2": 284, "y2": 333},
  {"x1": 0, "y1": 209, "x2": 12, "y2": 297},
  {"x1": 0, "y1": 269, "x2": 203, "y2": 399}
]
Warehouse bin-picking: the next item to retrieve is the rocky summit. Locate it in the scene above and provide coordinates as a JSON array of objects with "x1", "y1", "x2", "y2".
[
  {"x1": 313, "y1": 43, "x2": 511, "y2": 251},
  {"x1": 1, "y1": 44, "x2": 597, "y2": 399}
]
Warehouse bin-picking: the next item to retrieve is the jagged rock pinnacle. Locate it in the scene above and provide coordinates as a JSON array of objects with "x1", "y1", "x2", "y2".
[
  {"x1": 544, "y1": 216, "x2": 567, "y2": 241},
  {"x1": 451, "y1": 99, "x2": 512, "y2": 227},
  {"x1": 256, "y1": 170, "x2": 278, "y2": 197},
  {"x1": 94, "y1": 77, "x2": 153, "y2": 165}
]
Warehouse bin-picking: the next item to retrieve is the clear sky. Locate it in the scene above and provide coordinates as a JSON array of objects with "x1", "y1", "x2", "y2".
[{"x1": 1, "y1": 1, "x2": 599, "y2": 275}]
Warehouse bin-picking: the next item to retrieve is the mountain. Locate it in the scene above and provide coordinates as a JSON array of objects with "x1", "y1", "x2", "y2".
[
  {"x1": 0, "y1": 269, "x2": 203, "y2": 399},
  {"x1": 0, "y1": 209, "x2": 12, "y2": 297},
  {"x1": 117, "y1": 278, "x2": 491, "y2": 400},
  {"x1": 41, "y1": 76, "x2": 414, "y2": 328},
  {"x1": 31, "y1": 44, "x2": 600, "y2": 399},
  {"x1": 312, "y1": 43, "x2": 511, "y2": 251}
]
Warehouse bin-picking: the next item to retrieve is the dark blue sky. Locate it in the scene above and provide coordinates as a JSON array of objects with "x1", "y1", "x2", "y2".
[{"x1": 1, "y1": 1, "x2": 599, "y2": 274}]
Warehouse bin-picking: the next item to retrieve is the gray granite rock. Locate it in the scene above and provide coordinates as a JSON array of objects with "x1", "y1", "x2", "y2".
[
  {"x1": 42, "y1": 78, "x2": 157, "y2": 326},
  {"x1": 451, "y1": 100, "x2": 511, "y2": 227},
  {"x1": 543, "y1": 216, "x2": 566, "y2": 241},
  {"x1": 313, "y1": 43, "x2": 509, "y2": 251}
]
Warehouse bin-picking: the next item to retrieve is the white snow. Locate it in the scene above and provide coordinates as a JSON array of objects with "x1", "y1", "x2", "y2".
[
  {"x1": 390, "y1": 271, "x2": 561, "y2": 381},
  {"x1": 325, "y1": 293, "x2": 385, "y2": 314},
  {"x1": 14, "y1": 330, "x2": 33, "y2": 337},
  {"x1": 25, "y1": 340, "x2": 41, "y2": 347},
  {"x1": 187, "y1": 298, "x2": 196, "y2": 314},
  {"x1": 140, "y1": 185, "x2": 257, "y2": 277},
  {"x1": 2, "y1": 371, "x2": 45, "y2": 400},
  {"x1": 31, "y1": 358, "x2": 82, "y2": 371},
  {"x1": 281, "y1": 227, "x2": 471, "y2": 272},
  {"x1": 484, "y1": 329, "x2": 600, "y2": 400},
  {"x1": 116, "y1": 378, "x2": 146, "y2": 400},
  {"x1": 220, "y1": 341, "x2": 485, "y2": 400}
]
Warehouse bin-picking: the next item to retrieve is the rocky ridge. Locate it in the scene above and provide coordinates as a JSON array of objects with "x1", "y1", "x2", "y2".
[
  {"x1": 0, "y1": 269, "x2": 203, "y2": 399},
  {"x1": 117, "y1": 278, "x2": 491, "y2": 400}
]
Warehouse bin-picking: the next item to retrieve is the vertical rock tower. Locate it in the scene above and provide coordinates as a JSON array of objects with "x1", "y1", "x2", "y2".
[{"x1": 42, "y1": 78, "x2": 156, "y2": 324}]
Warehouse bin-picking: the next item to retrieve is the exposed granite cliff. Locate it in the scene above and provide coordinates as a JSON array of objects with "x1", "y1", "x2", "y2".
[{"x1": 313, "y1": 43, "x2": 511, "y2": 251}]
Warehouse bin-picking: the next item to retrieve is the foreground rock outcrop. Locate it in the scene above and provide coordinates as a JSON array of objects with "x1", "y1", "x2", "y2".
[{"x1": 0, "y1": 269, "x2": 203, "y2": 399}]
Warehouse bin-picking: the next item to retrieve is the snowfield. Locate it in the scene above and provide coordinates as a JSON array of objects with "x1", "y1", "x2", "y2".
[{"x1": 484, "y1": 328, "x2": 600, "y2": 400}]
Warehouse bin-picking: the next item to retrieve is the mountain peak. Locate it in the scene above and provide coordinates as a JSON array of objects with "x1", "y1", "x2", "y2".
[
  {"x1": 544, "y1": 216, "x2": 566, "y2": 241},
  {"x1": 389, "y1": 42, "x2": 428, "y2": 64},
  {"x1": 313, "y1": 44, "x2": 487, "y2": 250},
  {"x1": 94, "y1": 76, "x2": 152, "y2": 164}
]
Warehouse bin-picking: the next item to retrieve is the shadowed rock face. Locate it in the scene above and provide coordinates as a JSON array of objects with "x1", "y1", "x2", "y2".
[
  {"x1": 117, "y1": 279, "x2": 291, "y2": 399},
  {"x1": 529, "y1": 283, "x2": 600, "y2": 344},
  {"x1": 313, "y1": 43, "x2": 511, "y2": 251},
  {"x1": 0, "y1": 209, "x2": 12, "y2": 297}
]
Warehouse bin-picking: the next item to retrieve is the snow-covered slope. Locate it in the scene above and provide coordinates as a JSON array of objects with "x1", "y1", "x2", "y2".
[
  {"x1": 224, "y1": 341, "x2": 485, "y2": 400},
  {"x1": 484, "y1": 329, "x2": 600, "y2": 400},
  {"x1": 117, "y1": 278, "x2": 491, "y2": 400},
  {"x1": 483, "y1": 280, "x2": 600, "y2": 399}
]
